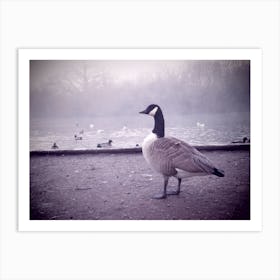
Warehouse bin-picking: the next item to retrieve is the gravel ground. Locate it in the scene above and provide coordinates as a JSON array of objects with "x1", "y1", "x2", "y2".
[{"x1": 30, "y1": 150, "x2": 250, "y2": 220}]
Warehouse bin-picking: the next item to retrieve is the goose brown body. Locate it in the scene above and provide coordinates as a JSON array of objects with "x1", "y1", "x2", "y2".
[{"x1": 143, "y1": 135, "x2": 219, "y2": 177}]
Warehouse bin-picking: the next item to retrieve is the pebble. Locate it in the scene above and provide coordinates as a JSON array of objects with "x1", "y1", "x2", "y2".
[{"x1": 142, "y1": 174, "x2": 152, "y2": 178}]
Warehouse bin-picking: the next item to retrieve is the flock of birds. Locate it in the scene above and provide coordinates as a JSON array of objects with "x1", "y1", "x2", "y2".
[
  {"x1": 51, "y1": 120, "x2": 249, "y2": 150},
  {"x1": 51, "y1": 124, "x2": 122, "y2": 149}
]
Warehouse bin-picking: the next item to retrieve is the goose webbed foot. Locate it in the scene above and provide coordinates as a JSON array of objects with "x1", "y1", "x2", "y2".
[
  {"x1": 166, "y1": 190, "x2": 180, "y2": 195},
  {"x1": 152, "y1": 193, "x2": 167, "y2": 199}
]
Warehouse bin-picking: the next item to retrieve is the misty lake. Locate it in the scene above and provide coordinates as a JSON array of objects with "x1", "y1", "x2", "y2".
[{"x1": 30, "y1": 112, "x2": 250, "y2": 151}]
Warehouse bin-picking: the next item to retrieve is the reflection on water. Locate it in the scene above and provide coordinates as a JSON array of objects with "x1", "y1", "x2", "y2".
[{"x1": 30, "y1": 112, "x2": 250, "y2": 151}]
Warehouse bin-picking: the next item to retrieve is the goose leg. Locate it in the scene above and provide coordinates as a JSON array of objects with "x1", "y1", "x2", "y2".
[
  {"x1": 152, "y1": 176, "x2": 168, "y2": 199},
  {"x1": 167, "y1": 178, "x2": 181, "y2": 195}
]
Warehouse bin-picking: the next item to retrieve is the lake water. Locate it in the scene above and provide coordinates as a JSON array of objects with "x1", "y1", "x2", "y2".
[{"x1": 30, "y1": 112, "x2": 250, "y2": 151}]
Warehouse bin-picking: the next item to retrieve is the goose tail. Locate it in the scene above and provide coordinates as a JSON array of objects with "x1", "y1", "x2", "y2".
[{"x1": 212, "y1": 168, "x2": 225, "y2": 177}]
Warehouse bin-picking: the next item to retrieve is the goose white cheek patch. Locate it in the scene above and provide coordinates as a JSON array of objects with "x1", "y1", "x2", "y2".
[{"x1": 149, "y1": 106, "x2": 158, "y2": 116}]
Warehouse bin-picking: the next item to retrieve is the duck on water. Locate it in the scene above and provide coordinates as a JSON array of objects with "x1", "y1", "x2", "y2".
[
  {"x1": 139, "y1": 104, "x2": 225, "y2": 199},
  {"x1": 97, "y1": 139, "x2": 113, "y2": 148},
  {"x1": 232, "y1": 137, "x2": 250, "y2": 144}
]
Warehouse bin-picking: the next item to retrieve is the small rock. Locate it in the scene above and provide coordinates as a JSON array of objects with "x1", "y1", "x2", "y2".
[
  {"x1": 75, "y1": 187, "x2": 92, "y2": 191},
  {"x1": 142, "y1": 174, "x2": 152, "y2": 178}
]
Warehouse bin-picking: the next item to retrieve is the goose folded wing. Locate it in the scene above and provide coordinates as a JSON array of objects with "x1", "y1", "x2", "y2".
[{"x1": 152, "y1": 137, "x2": 216, "y2": 174}]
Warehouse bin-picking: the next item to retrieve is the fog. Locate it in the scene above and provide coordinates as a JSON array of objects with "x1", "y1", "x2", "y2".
[{"x1": 30, "y1": 60, "x2": 250, "y2": 118}]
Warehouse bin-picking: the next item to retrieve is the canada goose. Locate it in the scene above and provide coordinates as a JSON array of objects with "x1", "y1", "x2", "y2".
[
  {"x1": 97, "y1": 139, "x2": 113, "y2": 148},
  {"x1": 74, "y1": 134, "x2": 83, "y2": 140},
  {"x1": 139, "y1": 104, "x2": 224, "y2": 199},
  {"x1": 51, "y1": 142, "x2": 59, "y2": 149},
  {"x1": 232, "y1": 137, "x2": 250, "y2": 144}
]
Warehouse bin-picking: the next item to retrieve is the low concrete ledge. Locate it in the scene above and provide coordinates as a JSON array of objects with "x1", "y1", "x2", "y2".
[
  {"x1": 194, "y1": 144, "x2": 250, "y2": 151},
  {"x1": 30, "y1": 144, "x2": 250, "y2": 156}
]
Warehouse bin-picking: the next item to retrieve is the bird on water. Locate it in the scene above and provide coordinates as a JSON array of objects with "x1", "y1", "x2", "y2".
[
  {"x1": 139, "y1": 104, "x2": 225, "y2": 199},
  {"x1": 97, "y1": 139, "x2": 113, "y2": 148},
  {"x1": 51, "y1": 142, "x2": 59, "y2": 149},
  {"x1": 232, "y1": 137, "x2": 250, "y2": 144}
]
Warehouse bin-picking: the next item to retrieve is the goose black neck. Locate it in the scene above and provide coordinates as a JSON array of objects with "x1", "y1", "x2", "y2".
[{"x1": 153, "y1": 110, "x2": 165, "y2": 138}]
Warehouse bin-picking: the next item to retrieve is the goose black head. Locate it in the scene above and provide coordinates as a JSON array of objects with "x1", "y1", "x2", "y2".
[
  {"x1": 139, "y1": 104, "x2": 161, "y2": 117},
  {"x1": 139, "y1": 104, "x2": 165, "y2": 138}
]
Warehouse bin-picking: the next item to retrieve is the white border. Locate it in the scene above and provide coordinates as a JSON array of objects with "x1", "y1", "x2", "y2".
[{"x1": 18, "y1": 48, "x2": 262, "y2": 232}]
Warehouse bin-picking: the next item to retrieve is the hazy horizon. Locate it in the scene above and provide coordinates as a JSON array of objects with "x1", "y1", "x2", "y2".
[{"x1": 30, "y1": 60, "x2": 250, "y2": 118}]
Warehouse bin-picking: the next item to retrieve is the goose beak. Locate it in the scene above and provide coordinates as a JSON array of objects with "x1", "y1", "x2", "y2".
[{"x1": 139, "y1": 109, "x2": 147, "y2": 114}]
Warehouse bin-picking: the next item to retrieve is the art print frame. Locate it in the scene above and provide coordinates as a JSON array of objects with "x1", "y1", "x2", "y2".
[{"x1": 18, "y1": 48, "x2": 262, "y2": 231}]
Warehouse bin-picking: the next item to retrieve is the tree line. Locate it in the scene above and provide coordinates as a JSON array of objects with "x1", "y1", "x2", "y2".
[{"x1": 30, "y1": 60, "x2": 250, "y2": 118}]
